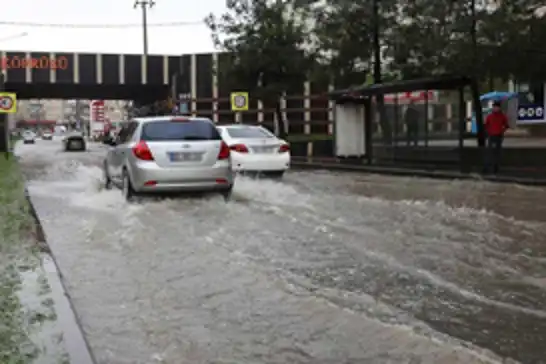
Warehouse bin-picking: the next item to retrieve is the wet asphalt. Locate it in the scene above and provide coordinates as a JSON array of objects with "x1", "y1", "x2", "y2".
[{"x1": 15, "y1": 139, "x2": 546, "y2": 364}]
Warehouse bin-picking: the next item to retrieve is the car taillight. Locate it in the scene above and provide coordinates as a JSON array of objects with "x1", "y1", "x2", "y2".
[
  {"x1": 132, "y1": 141, "x2": 154, "y2": 161},
  {"x1": 218, "y1": 141, "x2": 230, "y2": 160},
  {"x1": 279, "y1": 144, "x2": 290, "y2": 153},
  {"x1": 230, "y1": 144, "x2": 249, "y2": 153}
]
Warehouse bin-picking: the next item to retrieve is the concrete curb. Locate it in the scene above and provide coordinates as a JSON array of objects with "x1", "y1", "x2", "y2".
[
  {"x1": 24, "y1": 187, "x2": 97, "y2": 364},
  {"x1": 291, "y1": 161, "x2": 546, "y2": 187}
]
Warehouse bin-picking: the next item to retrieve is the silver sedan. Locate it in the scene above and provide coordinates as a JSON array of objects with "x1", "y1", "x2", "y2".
[{"x1": 103, "y1": 116, "x2": 234, "y2": 201}]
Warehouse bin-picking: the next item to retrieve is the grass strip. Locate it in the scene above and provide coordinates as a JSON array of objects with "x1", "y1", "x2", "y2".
[{"x1": 0, "y1": 154, "x2": 42, "y2": 363}]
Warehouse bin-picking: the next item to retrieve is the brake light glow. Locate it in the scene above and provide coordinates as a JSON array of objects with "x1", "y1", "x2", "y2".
[
  {"x1": 132, "y1": 141, "x2": 154, "y2": 161},
  {"x1": 279, "y1": 144, "x2": 290, "y2": 153},
  {"x1": 230, "y1": 144, "x2": 249, "y2": 153},
  {"x1": 144, "y1": 180, "x2": 157, "y2": 186},
  {"x1": 218, "y1": 141, "x2": 230, "y2": 160}
]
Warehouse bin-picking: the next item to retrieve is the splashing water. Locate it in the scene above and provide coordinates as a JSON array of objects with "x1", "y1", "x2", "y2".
[{"x1": 14, "y1": 140, "x2": 546, "y2": 363}]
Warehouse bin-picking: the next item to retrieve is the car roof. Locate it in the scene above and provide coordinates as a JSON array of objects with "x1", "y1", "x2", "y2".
[
  {"x1": 217, "y1": 124, "x2": 263, "y2": 129},
  {"x1": 133, "y1": 116, "x2": 213, "y2": 124}
]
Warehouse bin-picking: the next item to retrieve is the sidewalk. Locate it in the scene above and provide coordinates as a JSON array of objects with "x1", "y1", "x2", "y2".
[
  {"x1": 291, "y1": 157, "x2": 546, "y2": 186},
  {"x1": 0, "y1": 155, "x2": 92, "y2": 363}
]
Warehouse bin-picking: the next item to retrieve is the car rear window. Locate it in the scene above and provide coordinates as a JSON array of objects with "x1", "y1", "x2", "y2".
[
  {"x1": 141, "y1": 119, "x2": 221, "y2": 141},
  {"x1": 225, "y1": 127, "x2": 274, "y2": 138}
]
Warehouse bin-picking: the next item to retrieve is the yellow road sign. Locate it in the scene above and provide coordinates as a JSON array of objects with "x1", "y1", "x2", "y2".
[
  {"x1": 230, "y1": 92, "x2": 249, "y2": 111},
  {"x1": 0, "y1": 92, "x2": 16, "y2": 113}
]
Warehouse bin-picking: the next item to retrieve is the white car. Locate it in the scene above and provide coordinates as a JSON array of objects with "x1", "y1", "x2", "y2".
[
  {"x1": 22, "y1": 131, "x2": 36, "y2": 144},
  {"x1": 217, "y1": 124, "x2": 290, "y2": 177}
]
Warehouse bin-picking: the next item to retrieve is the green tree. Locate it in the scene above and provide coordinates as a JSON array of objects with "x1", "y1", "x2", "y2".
[
  {"x1": 312, "y1": 0, "x2": 398, "y2": 143},
  {"x1": 386, "y1": 0, "x2": 546, "y2": 83},
  {"x1": 205, "y1": 0, "x2": 315, "y2": 136},
  {"x1": 312, "y1": 0, "x2": 374, "y2": 88},
  {"x1": 384, "y1": 0, "x2": 455, "y2": 79},
  {"x1": 485, "y1": 0, "x2": 546, "y2": 82}
]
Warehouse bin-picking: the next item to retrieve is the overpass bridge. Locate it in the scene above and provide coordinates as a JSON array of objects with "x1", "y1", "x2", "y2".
[
  {"x1": 0, "y1": 50, "x2": 206, "y2": 104},
  {"x1": 1, "y1": 50, "x2": 333, "y2": 128}
]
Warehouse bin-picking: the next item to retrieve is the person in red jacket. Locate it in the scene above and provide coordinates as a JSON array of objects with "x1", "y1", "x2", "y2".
[{"x1": 484, "y1": 100, "x2": 509, "y2": 174}]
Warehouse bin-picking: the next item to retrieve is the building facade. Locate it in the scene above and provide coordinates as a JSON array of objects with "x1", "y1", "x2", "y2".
[{"x1": 15, "y1": 99, "x2": 129, "y2": 130}]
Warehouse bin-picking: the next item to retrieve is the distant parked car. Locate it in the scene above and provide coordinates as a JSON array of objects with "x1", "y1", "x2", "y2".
[
  {"x1": 103, "y1": 116, "x2": 234, "y2": 201},
  {"x1": 42, "y1": 131, "x2": 53, "y2": 140},
  {"x1": 22, "y1": 130, "x2": 36, "y2": 144},
  {"x1": 63, "y1": 131, "x2": 86, "y2": 151},
  {"x1": 216, "y1": 124, "x2": 290, "y2": 178}
]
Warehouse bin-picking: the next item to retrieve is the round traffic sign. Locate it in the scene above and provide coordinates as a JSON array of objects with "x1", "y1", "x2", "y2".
[
  {"x1": 537, "y1": 107, "x2": 544, "y2": 117},
  {"x1": 519, "y1": 108, "x2": 526, "y2": 117},
  {"x1": 233, "y1": 95, "x2": 246, "y2": 108},
  {"x1": 527, "y1": 107, "x2": 535, "y2": 117},
  {"x1": 0, "y1": 96, "x2": 14, "y2": 110}
]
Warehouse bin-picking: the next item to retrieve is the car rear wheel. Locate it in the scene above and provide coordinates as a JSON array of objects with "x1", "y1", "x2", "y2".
[
  {"x1": 268, "y1": 171, "x2": 284, "y2": 179},
  {"x1": 103, "y1": 162, "x2": 112, "y2": 190},
  {"x1": 122, "y1": 169, "x2": 136, "y2": 202},
  {"x1": 220, "y1": 185, "x2": 233, "y2": 202}
]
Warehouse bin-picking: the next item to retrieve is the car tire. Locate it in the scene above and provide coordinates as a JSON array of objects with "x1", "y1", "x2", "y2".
[
  {"x1": 271, "y1": 171, "x2": 284, "y2": 179},
  {"x1": 220, "y1": 185, "x2": 233, "y2": 202},
  {"x1": 103, "y1": 162, "x2": 112, "y2": 190},
  {"x1": 122, "y1": 169, "x2": 136, "y2": 202}
]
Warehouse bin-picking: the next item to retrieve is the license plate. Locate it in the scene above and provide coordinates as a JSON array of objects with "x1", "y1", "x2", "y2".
[
  {"x1": 168, "y1": 152, "x2": 202, "y2": 162},
  {"x1": 253, "y1": 146, "x2": 274, "y2": 153}
]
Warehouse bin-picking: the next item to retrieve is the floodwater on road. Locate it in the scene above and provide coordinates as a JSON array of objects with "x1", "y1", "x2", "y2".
[{"x1": 15, "y1": 140, "x2": 546, "y2": 364}]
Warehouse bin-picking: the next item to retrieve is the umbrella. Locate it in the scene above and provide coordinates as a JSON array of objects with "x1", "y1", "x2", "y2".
[{"x1": 479, "y1": 91, "x2": 518, "y2": 101}]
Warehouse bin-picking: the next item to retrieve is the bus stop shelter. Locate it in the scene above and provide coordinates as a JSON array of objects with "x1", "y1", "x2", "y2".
[{"x1": 328, "y1": 75, "x2": 484, "y2": 169}]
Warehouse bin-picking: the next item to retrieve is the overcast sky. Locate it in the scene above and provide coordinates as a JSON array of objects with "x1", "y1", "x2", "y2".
[{"x1": 0, "y1": 0, "x2": 226, "y2": 55}]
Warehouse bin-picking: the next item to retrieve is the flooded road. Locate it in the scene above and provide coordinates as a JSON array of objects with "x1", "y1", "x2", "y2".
[{"x1": 16, "y1": 140, "x2": 546, "y2": 364}]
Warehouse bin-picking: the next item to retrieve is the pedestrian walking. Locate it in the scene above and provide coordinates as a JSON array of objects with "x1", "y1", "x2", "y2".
[
  {"x1": 404, "y1": 100, "x2": 419, "y2": 146},
  {"x1": 484, "y1": 100, "x2": 509, "y2": 174}
]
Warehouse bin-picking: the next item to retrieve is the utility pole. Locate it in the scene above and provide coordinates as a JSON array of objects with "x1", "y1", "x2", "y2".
[
  {"x1": 372, "y1": 0, "x2": 392, "y2": 144},
  {"x1": 372, "y1": 0, "x2": 381, "y2": 86},
  {"x1": 470, "y1": 0, "x2": 477, "y2": 70},
  {"x1": 469, "y1": 0, "x2": 485, "y2": 146},
  {"x1": 134, "y1": 0, "x2": 155, "y2": 56}
]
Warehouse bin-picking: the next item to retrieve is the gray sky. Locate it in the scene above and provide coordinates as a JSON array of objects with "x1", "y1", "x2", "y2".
[{"x1": 0, "y1": 0, "x2": 226, "y2": 55}]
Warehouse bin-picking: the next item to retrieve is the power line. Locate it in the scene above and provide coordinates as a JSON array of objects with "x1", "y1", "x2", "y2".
[
  {"x1": 0, "y1": 32, "x2": 28, "y2": 42},
  {"x1": 0, "y1": 20, "x2": 203, "y2": 29}
]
